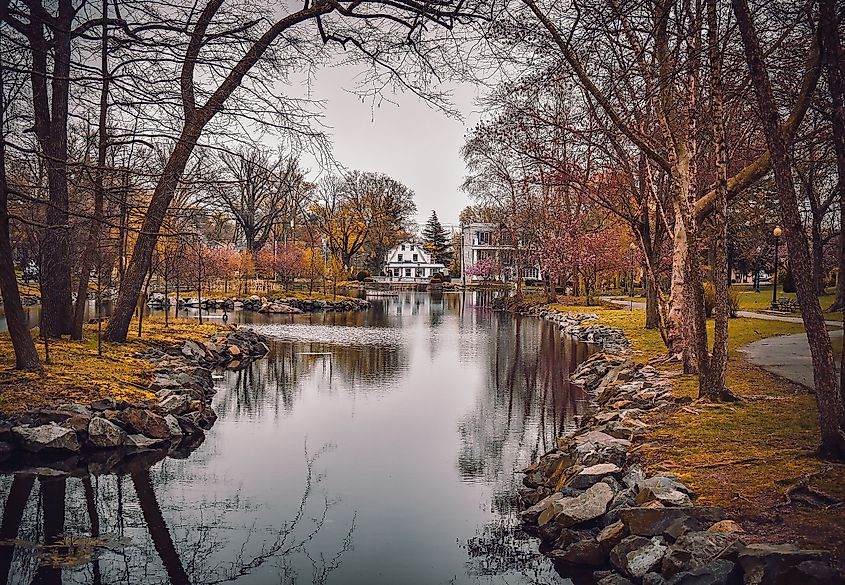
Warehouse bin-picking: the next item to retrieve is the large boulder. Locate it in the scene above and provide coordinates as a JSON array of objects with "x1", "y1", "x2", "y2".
[
  {"x1": 545, "y1": 482, "x2": 615, "y2": 528},
  {"x1": 119, "y1": 409, "x2": 171, "y2": 440},
  {"x1": 661, "y1": 531, "x2": 744, "y2": 578},
  {"x1": 12, "y1": 423, "x2": 80, "y2": 452},
  {"x1": 610, "y1": 535, "x2": 669, "y2": 580},
  {"x1": 181, "y1": 340, "x2": 208, "y2": 361},
  {"x1": 550, "y1": 538, "x2": 605, "y2": 566},
  {"x1": 619, "y1": 507, "x2": 727, "y2": 538},
  {"x1": 737, "y1": 543, "x2": 842, "y2": 585},
  {"x1": 88, "y1": 417, "x2": 126, "y2": 448},
  {"x1": 636, "y1": 475, "x2": 694, "y2": 507},
  {"x1": 522, "y1": 492, "x2": 564, "y2": 524},
  {"x1": 568, "y1": 463, "x2": 622, "y2": 490},
  {"x1": 159, "y1": 393, "x2": 191, "y2": 416},
  {"x1": 666, "y1": 559, "x2": 740, "y2": 585},
  {"x1": 125, "y1": 433, "x2": 164, "y2": 448}
]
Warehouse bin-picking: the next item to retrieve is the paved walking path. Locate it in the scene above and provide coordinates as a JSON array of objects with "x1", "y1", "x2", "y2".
[{"x1": 600, "y1": 296, "x2": 843, "y2": 390}]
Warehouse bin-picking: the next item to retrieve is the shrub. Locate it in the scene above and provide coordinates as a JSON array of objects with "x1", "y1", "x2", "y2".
[
  {"x1": 430, "y1": 272, "x2": 444, "y2": 283},
  {"x1": 355, "y1": 270, "x2": 370, "y2": 282}
]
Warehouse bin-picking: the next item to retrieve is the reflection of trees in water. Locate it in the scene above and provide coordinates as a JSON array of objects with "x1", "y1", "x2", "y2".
[
  {"x1": 0, "y1": 449, "x2": 353, "y2": 585},
  {"x1": 457, "y1": 315, "x2": 589, "y2": 484},
  {"x1": 457, "y1": 311, "x2": 591, "y2": 581},
  {"x1": 216, "y1": 340, "x2": 405, "y2": 419}
]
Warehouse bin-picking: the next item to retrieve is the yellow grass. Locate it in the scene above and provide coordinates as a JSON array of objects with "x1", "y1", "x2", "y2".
[{"x1": 0, "y1": 318, "x2": 223, "y2": 414}]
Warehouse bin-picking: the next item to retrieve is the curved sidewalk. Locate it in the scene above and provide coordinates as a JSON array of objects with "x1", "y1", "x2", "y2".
[{"x1": 601, "y1": 296, "x2": 843, "y2": 390}]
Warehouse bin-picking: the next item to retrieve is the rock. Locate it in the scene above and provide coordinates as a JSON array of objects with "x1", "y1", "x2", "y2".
[
  {"x1": 12, "y1": 423, "x2": 80, "y2": 452},
  {"x1": 163, "y1": 415, "x2": 183, "y2": 438},
  {"x1": 119, "y1": 409, "x2": 171, "y2": 440},
  {"x1": 643, "y1": 573, "x2": 668, "y2": 585},
  {"x1": 181, "y1": 340, "x2": 208, "y2": 360},
  {"x1": 538, "y1": 520, "x2": 563, "y2": 543},
  {"x1": 637, "y1": 476, "x2": 694, "y2": 507},
  {"x1": 598, "y1": 521, "x2": 628, "y2": 545},
  {"x1": 227, "y1": 344, "x2": 242, "y2": 357},
  {"x1": 597, "y1": 575, "x2": 635, "y2": 585},
  {"x1": 622, "y1": 465, "x2": 646, "y2": 489},
  {"x1": 522, "y1": 492, "x2": 563, "y2": 524},
  {"x1": 550, "y1": 482, "x2": 615, "y2": 528},
  {"x1": 707, "y1": 520, "x2": 743, "y2": 534},
  {"x1": 737, "y1": 543, "x2": 839, "y2": 585},
  {"x1": 552, "y1": 539, "x2": 605, "y2": 566},
  {"x1": 610, "y1": 535, "x2": 669, "y2": 579},
  {"x1": 568, "y1": 463, "x2": 622, "y2": 490},
  {"x1": 661, "y1": 531, "x2": 744, "y2": 578},
  {"x1": 88, "y1": 417, "x2": 126, "y2": 448},
  {"x1": 666, "y1": 559, "x2": 739, "y2": 585},
  {"x1": 90, "y1": 398, "x2": 117, "y2": 411},
  {"x1": 158, "y1": 393, "x2": 191, "y2": 416},
  {"x1": 61, "y1": 414, "x2": 91, "y2": 433},
  {"x1": 619, "y1": 507, "x2": 727, "y2": 538},
  {"x1": 125, "y1": 434, "x2": 164, "y2": 448},
  {"x1": 57, "y1": 404, "x2": 93, "y2": 416}
]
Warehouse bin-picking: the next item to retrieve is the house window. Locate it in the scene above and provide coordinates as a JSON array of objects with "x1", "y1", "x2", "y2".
[
  {"x1": 405, "y1": 268, "x2": 411, "y2": 277},
  {"x1": 401, "y1": 244, "x2": 406, "y2": 251},
  {"x1": 413, "y1": 254, "x2": 418, "y2": 262},
  {"x1": 411, "y1": 245, "x2": 415, "y2": 250},
  {"x1": 477, "y1": 231, "x2": 491, "y2": 245},
  {"x1": 398, "y1": 254, "x2": 403, "y2": 262}
]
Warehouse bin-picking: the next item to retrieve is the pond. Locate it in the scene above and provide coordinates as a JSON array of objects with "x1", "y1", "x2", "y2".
[{"x1": 0, "y1": 292, "x2": 593, "y2": 585}]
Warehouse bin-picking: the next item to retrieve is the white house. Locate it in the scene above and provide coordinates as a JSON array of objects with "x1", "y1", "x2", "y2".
[
  {"x1": 383, "y1": 242, "x2": 447, "y2": 281},
  {"x1": 460, "y1": 222, "x2": 541, "y2": 284}
]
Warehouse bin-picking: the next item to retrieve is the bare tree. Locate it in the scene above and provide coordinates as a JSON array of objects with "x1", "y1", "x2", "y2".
[{"x1": 732, "y1": 0, "x2": 845, "y2": 459}]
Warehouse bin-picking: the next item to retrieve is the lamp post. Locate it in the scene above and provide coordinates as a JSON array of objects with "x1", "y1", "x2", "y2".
[
  {"x1": 629, "y1": 242, "x2": 637, "y2": 311},
  {"x1": 770, "y1": 226, "x2": 782, "y2": 310}
]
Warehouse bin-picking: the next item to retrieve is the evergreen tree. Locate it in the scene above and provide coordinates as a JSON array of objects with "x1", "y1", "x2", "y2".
[{"x1": 422, "y1": 211, "x2": 453, "y2": 267}]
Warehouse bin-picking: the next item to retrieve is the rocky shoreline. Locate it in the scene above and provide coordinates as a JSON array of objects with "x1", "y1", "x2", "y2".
[
  {"x1": 148, "y1": 293, "x2": 370, "y2": 314},
  {"x1": 526, "y1": 306, "x2": 631, "y2": 354},
  {"x1": 0, "y1": 328, "x2": 270, "y2": 475},
  {"x1": 521, "y1": 307, "x2": 843, "y2": 585}
]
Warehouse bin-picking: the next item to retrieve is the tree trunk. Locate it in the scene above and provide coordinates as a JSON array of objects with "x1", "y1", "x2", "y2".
[
  {"x1": 0, "y1": 69, "x2": 40, "y2": 370},
  {"x1": 701, "y1": 0, "x2": 731, "y2": 400},
  {"x1": 819, "y1": 0, "x2": 845, "y2": 405},
  {"x1": 30, "y1": 0, "x2": 74, "y2": 338},
  {"x1": 734, "y1": 0, "x2": 845, "y2": 459}
]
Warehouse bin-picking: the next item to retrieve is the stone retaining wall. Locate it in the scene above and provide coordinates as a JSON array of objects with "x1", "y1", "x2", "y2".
[
  {"x1": 520, "y1": 309, "x2": 843, "y2": 585},
  {"x1": 0, "y1": 327, "x2": 270, "y2": 474}
]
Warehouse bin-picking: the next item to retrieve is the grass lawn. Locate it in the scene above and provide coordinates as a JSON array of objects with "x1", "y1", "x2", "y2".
[
  {"x1": 0, "y1": 318, "x2": 223, "y2": 414},
  {"x1": 543, "y1": 300, "x2": 845, "y2": 560}
]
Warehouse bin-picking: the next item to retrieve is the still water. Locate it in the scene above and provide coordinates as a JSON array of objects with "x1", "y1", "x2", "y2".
[{"x1": 0, "y1": 292, "x2": 592, "y2": 585}]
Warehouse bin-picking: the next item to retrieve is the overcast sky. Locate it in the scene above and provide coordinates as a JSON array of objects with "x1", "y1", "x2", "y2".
[{"x1": 299, "y1": 64, "x2": 484, "y2": 230}]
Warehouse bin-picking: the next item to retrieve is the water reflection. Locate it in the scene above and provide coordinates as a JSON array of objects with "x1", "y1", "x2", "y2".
[{"x1": 1, "y1": 292, "x2": 590, "y2": 585}]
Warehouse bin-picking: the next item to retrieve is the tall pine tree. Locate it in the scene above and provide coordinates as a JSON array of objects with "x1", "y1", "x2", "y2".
[{"x1": 422, "y1": 211, "x2": 453, "y2": 267}]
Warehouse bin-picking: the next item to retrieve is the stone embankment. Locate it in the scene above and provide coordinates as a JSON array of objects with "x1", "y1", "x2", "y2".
[
  {"x1": 520, "y1": 308, "x2": 843, "y2": 585},
  {"x1": 0, "y1": 328, "x2": 269, "y2": 472},
  {"x1": 148, "y1": 293, "x2": 370, "y2": 314},
  {"x1": 526, "y1": 306, "x2": 631, "y2": 354}
]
